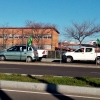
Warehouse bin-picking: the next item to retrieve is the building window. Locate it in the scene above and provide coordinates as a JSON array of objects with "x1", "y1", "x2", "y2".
[
  {"x1": 43, "y1": 34, "x2": 52, "y2": 39},
  {"x1": 32, "y1": 34, "x2": 52, "y2": 39},
  {"x1": 48, "y1": 35, "x2": 52, "y2": 38},
  {"x1": 0, "y1": 35, "x2": 3, "y2": 38}
]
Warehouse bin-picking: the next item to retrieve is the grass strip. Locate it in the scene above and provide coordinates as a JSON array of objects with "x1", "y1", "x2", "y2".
[{"x1": 0, "y1": 73, "x2": 100, "y2": 87}]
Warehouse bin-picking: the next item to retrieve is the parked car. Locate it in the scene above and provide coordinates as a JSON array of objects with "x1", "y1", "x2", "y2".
[
  {"x1": 0, "y1": 45, "x2": 38, "y2": 62},
  {"x1": 62, "y1": 46, "x2": 100, "y2": 64}
]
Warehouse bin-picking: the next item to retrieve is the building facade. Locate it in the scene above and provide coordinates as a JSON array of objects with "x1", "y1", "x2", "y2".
[{"x1": 0, "y1": 27, "x2": 59, "y2": 51}]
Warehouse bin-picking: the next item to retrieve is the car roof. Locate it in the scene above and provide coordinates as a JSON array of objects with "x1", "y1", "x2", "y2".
[
  {"x1": 81, "y1": 46, "x2": 95, "y2": 48},
  {"x1": 15, "y1": 45, "x2": 33, "y2": 47}
]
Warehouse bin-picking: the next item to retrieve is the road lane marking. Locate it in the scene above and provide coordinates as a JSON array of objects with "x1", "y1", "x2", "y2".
[{"x1": 1, "y1": 89, "x2": 100, "y2": 100}]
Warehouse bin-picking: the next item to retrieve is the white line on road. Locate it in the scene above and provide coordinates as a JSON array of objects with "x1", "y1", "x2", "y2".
[{"x1": 1, "y1": 89, "x2": 100, "y2": 100}]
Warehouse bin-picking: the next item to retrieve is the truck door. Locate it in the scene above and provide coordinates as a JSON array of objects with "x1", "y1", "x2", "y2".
[
  {"x1": 73, "y1": 48, "x2": 85, "y2": 60},
  {"x1": 84, "y1": 48, "x2": 95, "y2": 60}
]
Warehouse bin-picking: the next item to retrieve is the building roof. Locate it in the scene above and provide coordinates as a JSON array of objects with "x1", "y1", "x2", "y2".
[{"x1": 0, "y1": 27, "x2": 60, "y2": 34}]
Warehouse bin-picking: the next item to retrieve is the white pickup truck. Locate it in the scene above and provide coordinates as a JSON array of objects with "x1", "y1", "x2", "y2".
[
  {"x1": 37, "y1": 49, "x2": 48, "y2": 61},
  {"x1": 62, "y1": 47, "x2": 100, "y2": 64}
]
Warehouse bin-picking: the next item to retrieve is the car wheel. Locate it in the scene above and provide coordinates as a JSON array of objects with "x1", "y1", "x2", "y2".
[
  {"x1": 96, "y1": 58, "x2": 100, "y2": 64},
  {"x1": 0, "y1": 56, "x2": 5, "y2": 61},
  {"x1": 66, "y1": 57, "x2": 73, "y2": 63},
  {"x1": 26, "y1": 57, "x2": 32, "y2": 62}
]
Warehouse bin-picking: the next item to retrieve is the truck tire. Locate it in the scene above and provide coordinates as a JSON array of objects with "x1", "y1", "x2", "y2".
[
  {"x1": 96, "y1": 58, "x2": 100, "y2": 65},
  {"x1": 66, "y1": 57, "x2": 73, "y2": 63},
  {"x1": 26, "y1": 57, "x2": 32, "y2": 62},
  {"x1": 0, "y1": 55, "x2": 5, "y2": 61}
]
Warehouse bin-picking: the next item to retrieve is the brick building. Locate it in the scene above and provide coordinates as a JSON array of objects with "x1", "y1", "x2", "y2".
[{"x1": 0, "y1": 27, "x2": 59, "y2": 51}]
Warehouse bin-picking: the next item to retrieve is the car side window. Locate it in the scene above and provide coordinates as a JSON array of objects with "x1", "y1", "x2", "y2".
[
  {"x1": 15, "y1": 46, "x2": 20, "y2": 51},
  {"x1": 7, "y1": 47, "x2": 15, "y2": 51},
  {"x1": 22, "y1": 46, "x2": 32, "y2": 51},
  {"x1": 20, "y1": 47, "x2": 22, "y2": 51},
  {"x1": 7, "y1": 46, "x2": 20, "y2": 52},
  {"x1": 28, "y1": 47, "x2": 32, "y2": 51},
  {"x1": 22, "y1": 46, "x2": 26, "y2": 51},
  {"x1": 75, "y1": 49, "x2": 80, "y2": 52},
  {"x1": 86, "y1": 48, "x2": 92, "y2": 52},
  {"x1": 75, "y1": 48, "x2": 84, "y2": 52}
]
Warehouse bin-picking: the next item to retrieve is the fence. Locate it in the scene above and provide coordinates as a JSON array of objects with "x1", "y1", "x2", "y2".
[{"x1": 47, "y1": 50, "x2": 66, "y2": 59}]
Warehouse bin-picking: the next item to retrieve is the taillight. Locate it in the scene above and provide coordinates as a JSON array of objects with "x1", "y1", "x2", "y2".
[{"x1": 42, "y1": 50, "x2": 45, "y2": 54}]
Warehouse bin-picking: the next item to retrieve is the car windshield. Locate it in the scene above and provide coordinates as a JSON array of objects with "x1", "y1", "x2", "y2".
[
  {"x1": 75, "y1": 48, "x2": 84, "y2": 52},
  {"x1": 7, "y1": 46, "x2": 20, "y2": 51}
]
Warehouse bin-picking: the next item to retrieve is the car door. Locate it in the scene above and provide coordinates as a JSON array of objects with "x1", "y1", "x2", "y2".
[
  {"x1": 21, "y1": 46, "x2": 33, "y2": 60},
  {"x1": 20, "y1": 46, "x2": 27, "y2": 60},
  {"x1": 84, "y1": 48, "x2": 95, "y2": 60},
  {"x1": 6, "y1": 46, "x2": 21, "y2": 60},
  {"x1": 73, "y1": 48, "x2": 85, "y2": 60}
]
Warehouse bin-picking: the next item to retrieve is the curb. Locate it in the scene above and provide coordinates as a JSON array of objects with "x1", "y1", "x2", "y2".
[
  {"x1": 0, "y1": 60, "x2": 100, "y2": 68},
  {"x1": 0, "y1": 80, "x2": 100, "y2": 97}
]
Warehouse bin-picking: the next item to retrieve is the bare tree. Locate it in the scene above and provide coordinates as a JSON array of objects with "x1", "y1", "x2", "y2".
[
  {"x1": 25, "y1": 20, "x2": 58, "y2": 49},
  {"x1": 0, "y1": 23, "x2": 11, "y2": 49},
  {"x1": 64, "y1": 21, "x2": 100, "y2": 46},
  {"x1": 12, "y1": 28, "x2": 29, "y2": 45},
  {"x1": 0, "y1": 28, "x2": 10, "y2": 49},
  {"x1": 11, "y1": 29, "x2": 23, "y2": 46}
]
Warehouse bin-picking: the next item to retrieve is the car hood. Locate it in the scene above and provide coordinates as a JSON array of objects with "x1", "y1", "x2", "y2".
[{"x1": 63, "y1": 51, "x2": 74, "y2": 55}]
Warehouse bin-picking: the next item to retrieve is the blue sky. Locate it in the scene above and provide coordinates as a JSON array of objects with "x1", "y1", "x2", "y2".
[{"x1": 0, "y1": 0, "x2": 100, "y2": 43}]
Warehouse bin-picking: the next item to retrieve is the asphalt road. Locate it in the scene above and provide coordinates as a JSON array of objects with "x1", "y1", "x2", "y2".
[
  {"x1": 0, "y1": 62, "x2": 100, "y2": 78},
  {"x1": 1, "y1": 89, "x2": 100, "y2": 100}
]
